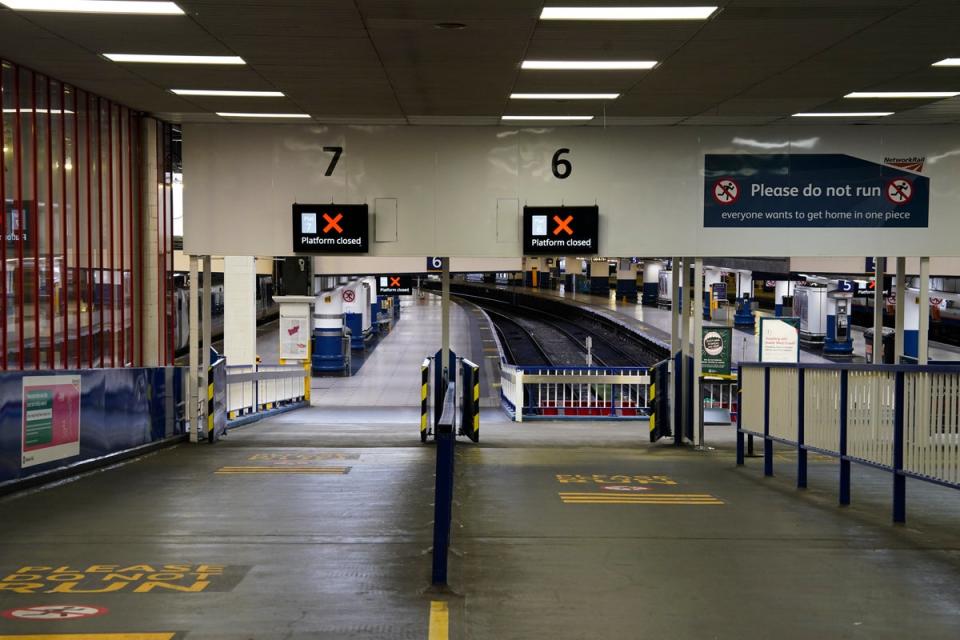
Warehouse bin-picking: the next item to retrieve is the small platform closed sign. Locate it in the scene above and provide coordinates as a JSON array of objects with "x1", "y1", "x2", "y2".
[{"x1": 293, "y1": 203, "x2": 368, "y2": 253}]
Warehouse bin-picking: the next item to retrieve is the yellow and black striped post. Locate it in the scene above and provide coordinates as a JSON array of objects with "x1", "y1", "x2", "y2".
[
  {"x1": 206, "y1": 363, "x2": 215, "y2": 443},
  {"x1": 461, "y1": 358, "x2": 480, "y2": 443},
  {"x1": 420, "y1": 357, "x2": 430, "y2": 442}
]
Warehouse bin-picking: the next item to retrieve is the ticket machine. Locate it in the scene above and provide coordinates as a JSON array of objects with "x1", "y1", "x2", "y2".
[
  {"x1": 824, "y1": 288, "x2": 854, "y2": 355},
  {"x1": 734, "y1": 293, "x2": 755, "y2": 328}
]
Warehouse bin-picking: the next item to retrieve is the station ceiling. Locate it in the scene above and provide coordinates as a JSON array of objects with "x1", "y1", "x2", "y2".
[{"x1": 1, "y1": 0, "x2": 959, "y2": 125}]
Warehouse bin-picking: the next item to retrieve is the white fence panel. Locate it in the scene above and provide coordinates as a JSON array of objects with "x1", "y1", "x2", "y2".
[
  {"x1": 740, "y1": 367, "x2": 765, "y2": 433},
  {"x1": 803, "y1": 369, "x2": 840, "y2": 452},
  {"x1": 847, "y1": 370, "x2": 895, "y2": 467},
  {"x1": 905, "y1": 371, "x2": 960, "y2": 485},
  {"x1": 768, "y1": 368, "x2": 798, "y2": 441}
]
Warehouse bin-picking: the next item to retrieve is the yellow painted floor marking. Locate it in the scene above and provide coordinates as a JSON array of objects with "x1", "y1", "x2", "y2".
[
  {"x1": 215, "y1": 466, "x2": 350, "y2": 475},
  {"x1": 559, "y1": 492, "x2": 724, "y2": 505},
  {"x1": 428, "y1": 601, "x2": 449, "y2": 640},
  {"x1": 0, "y1": 635, "x2": 176, "y2": 640}
]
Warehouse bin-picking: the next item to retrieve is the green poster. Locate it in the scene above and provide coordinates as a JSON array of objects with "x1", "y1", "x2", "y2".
[{"x1": 701, "y1": 327, "x2": 732, "y2": 375}]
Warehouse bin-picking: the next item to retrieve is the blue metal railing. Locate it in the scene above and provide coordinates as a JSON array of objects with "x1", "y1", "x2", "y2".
[{"x1": 737, "y1": 361, "x2": 960, "y2": 523}]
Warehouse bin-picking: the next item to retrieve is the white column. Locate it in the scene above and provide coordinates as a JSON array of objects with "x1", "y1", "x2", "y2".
[
  {"x1": 642, "y1": 260, "x2": 661, "y2": 305},
  {"x1": 919, "y1": 257, "x2": 930, "y2": 365},
  {"x1": 670, "y1": 258, "x2": 682, "y2": 445},
  {"x1": 188, "y1": 255, "x2": 199, "y2": 443},
  {"x1": 441, "y1": 257, "x2": 451, "y2": 383},
  {"x1": 692, "y1": 258, "x2": 703, "y2": 447},
  {"x1": 201, "y1": 256, "x2": 212, "y2": 440},
  {"x1": 224, "y1": 256, "x2": 257, "y2": 366},
  {"x1": 774, "y1": 280, "x2": 789, "y2": 316},
  {"x1": 895, "y1": 257, "x2": 906, "y2": 362},
  {"x1": 873, "y1": 257, "x2": 884, "y2": 363},
  {"x1": 139, "y1": 118, "x2": 160, "y2": 366},
  {"x1": 681, "y1": 258, "x2": 693, "y2": 444}
]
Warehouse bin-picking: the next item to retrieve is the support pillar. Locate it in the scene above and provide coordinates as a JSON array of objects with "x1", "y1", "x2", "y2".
[
  {"x1": 873, "y1": 257, "x2": 885, "y2": 364},
  {"x1": 441, "y1": 257, "x2": 451, "y2": 383},
  {"x1": 642, "y1": 261, "x2": 661, "y2": 306},
  {"x1": 895, "y1": 257, "x2": 906, "y2": 363},
  {"x1": 671, "y1": 257, "x2": 682, "y2": 446},
  {"x1": 139, "y1": 118, "x2": 161, "y2": 366},
  {"x1": 201, "y1": 256, "x2": 212, "y2": 440},
  {"x1": 692, "y1": 258, "x2": 703, "y2": 447},
  {"x1": 615, "y1": 259, "x2": 638, "y2": 303},
  {"x1": 224, "y1": 256, "x2": 257, "y2": 367},
  {"x1": 589, "y1": 260, "x2": 609, "y2": 296},
  {"x1": 774, "y1": 280, "x2": 789, "y2": 317},
  {"x1": 919, "y1": 257, "x2": 930, "y2": 365},
  {"x1": 188, "y1": 255, "x2": 199, "y2": 443}
]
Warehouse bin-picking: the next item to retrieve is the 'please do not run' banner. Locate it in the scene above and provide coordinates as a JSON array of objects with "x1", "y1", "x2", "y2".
[{"x1": 703, "y1": 154, "x2": 929, "y2": 228}]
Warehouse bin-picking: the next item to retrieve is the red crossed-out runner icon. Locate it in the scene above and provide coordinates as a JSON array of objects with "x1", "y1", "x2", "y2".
[
  {"x1": 885, "y1": 178, "x2": 913, "y2": 205},
  {"x1": 322, "y1": 212, "x2": 344, "y2": 234},
  {"x1": 553, "y1": 215, "x2": 574, "y2": 236},
  {"x1": 390, "y1": 277, "x2": 402, "y2": 287}
]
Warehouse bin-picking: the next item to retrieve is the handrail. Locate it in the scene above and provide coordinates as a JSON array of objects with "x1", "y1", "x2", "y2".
[{"x1": 737, "y1": 361, "x2": 960, "y2": 523}]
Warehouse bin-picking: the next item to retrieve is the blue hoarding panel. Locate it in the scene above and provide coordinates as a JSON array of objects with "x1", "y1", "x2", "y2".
[
  {"x1": 704, "y1": 154, "x2": 929, "y2": 228},
  {"x1": 0, "y1": 368, "x2": 185, "y2": 487}
]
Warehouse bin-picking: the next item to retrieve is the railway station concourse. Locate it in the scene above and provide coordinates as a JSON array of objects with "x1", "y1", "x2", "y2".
[{"x1": 1, "y1": 2, "x2": 960, "y2": 639}]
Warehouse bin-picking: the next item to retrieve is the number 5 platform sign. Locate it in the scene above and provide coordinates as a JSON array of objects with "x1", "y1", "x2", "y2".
[{"x1": 21, "y1": 375, "x2": 81, "y2": 468}]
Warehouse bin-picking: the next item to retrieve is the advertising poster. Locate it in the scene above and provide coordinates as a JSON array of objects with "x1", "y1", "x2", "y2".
[
  {"x1": 279, "y1": 317, "x2": 309, "y2": 360},
  {"x1": 21, "y1": 375, "x2": 82, "y2": 468},
  {"x1": 701, "y1": 328, "x2": 732, "y2": 375},
  {"x1": 759, "y1": 317, "x2": 801, "y2": 363}
]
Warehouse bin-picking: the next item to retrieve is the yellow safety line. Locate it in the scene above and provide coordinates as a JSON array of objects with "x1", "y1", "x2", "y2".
[
  {"x1": 559, "y1": 493, "x2": 716, "y2": 497},
  {"x1": 428, "y1": 601, "x2": 449, "y2": 640},
  {"x1": 561, "y1": 500, "x2": 724, "y2": 505},
  {"x1": 0, "y1": 635, "x2": 176, "y2": 640}
]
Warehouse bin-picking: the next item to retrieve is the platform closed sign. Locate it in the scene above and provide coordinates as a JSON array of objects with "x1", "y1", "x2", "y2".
[
  {"x1": 701, "y1": 328, "x2": 732, "y2": 375},
  {"x1": 703, "y1": 154, "x2": 930, "y2": 228},
  {"x1": 523, "y1": 206, "x2": 599, "y2": 255},
  {"x1": 292, "y1": 203, "x2": 368, "y2": 253},
  {"x1": 378, "y1": 275, "x2": 413, "y2": 295}
]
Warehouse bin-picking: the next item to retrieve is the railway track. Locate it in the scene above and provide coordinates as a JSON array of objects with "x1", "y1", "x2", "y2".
[{"x1": 456, "y1": 292, "x2": 655, "y2": 367}]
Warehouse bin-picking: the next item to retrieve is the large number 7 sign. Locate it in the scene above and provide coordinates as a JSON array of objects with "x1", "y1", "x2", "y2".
[{"x1": 323, "y1": 146, "x2": 343, "y2": 176}]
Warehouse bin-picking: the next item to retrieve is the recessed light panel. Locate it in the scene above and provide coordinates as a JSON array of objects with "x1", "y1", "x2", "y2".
[
  {"x1": 105, "y1": 54, "x2": 245, "y2": 64},
  {"x1": 540, "y1": 6, "x2": 717, "y2": 20},
  {"x1": 932, "y1": 59, "x2": 960, "y2": 67},
  {"x1": 1, "y1": 0, "x2": 183, "y2": 14},
  {"x1": 792, "y1": 112, "x2": 893, "y2": 117},
  {"x1": 522, "y1": 60, "x2": 657, "y2": 70},
  {"x1": 502, "y1": 115, "x2": 594, "y2": 121},
  {"x1": 173, "y1": 89, "x2": 284, "y2": 97},
  {"x1": 217, "y1": 112, "x2": 310, "y2": 119},
  {"x1": 510, "y1": 93, "x2": 619, "y2": 100},
  {"x1": 845, "y1": 91, "x2": 959, "y2": 99}
]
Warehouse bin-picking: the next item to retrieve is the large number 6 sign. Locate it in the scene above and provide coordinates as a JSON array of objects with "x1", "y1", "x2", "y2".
[{"x1": 552, "y1": 148, "x2": 572, "y2": 179}]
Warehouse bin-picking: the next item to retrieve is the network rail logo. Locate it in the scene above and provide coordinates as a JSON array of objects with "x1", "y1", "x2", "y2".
[{"x1": 884, "y1": 156, "x2": 925, "y2": 172}]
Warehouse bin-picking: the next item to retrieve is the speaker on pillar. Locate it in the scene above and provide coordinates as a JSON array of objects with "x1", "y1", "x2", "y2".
[{"x1": 282, "y1": 257, "x2": 312, "y2": 296}]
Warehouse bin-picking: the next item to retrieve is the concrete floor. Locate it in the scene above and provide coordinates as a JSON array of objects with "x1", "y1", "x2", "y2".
[
  {"x1": 1, "y1": 295, "x2": 958, "y2": 639},
  {"x1": 1, "y1": 409, "x2": 957, "y2": 639}
]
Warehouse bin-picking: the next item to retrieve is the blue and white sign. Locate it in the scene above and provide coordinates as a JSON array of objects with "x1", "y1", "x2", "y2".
[{"x1": 704, "y1": 154, "x2": 930, "y2": 228}]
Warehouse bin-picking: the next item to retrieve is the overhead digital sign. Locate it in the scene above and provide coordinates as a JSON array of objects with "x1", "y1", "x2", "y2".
[
  {"x1": 378, "y1": 275, "x2": 413, "y2": 295},
  {"x1": 292, "y1": 203, "x2": 368, "y2": 253},
  {"x1": 523, "y1": 206, "x2": 599, "y2": 255}
]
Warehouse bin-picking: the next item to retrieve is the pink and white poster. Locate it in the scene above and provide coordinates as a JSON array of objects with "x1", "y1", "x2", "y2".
[{"x1": 21, "y1": 375, "x2": 82, "y2": 468}]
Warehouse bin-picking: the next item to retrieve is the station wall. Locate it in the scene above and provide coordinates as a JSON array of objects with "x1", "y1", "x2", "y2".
[{"x1": 184, "y1": 124, "x2": 960, "y2": 258}]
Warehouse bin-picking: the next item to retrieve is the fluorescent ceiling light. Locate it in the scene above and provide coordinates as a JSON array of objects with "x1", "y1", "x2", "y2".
[
  {"x1": 845, "y1": 91, "x2": 959, "y2": 99},
  {"x1": 1, "y1": 0, "x2": 182, "y2": 13},
  {"x1": 522, "y1": 60, "x2": 657, "y2": 70},
  {"x1": 792, "y1": 112, "x2": 893, "y2": 117},
  {"x1": 104, "y1": 54, "x2": 245, "y2": 64},
  {"x1": 932, "y1": 58, "x2": 960, "y2": 67},
  {"x1": 502, "y1": 115, "x2": 594, "y2": 121},
  {"x1": 216, "y1": 112, "x2": 310, "y2": 119},
  {"x1": 540, "y1": 6, "x2": 717, "y2": 20},
  {"x1": 173, "y1": 89, "x2": 284, "y2": 97},
  {"x1": 510, "y1": 93, "x2": 619, "y2": 100}
]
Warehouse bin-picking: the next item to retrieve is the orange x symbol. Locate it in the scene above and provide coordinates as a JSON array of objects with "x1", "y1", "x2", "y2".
[
  {"x1": 322, "y1": 213, "x2": 344, "y2": 234},
  {"x1": 553, "y1": 215, "x2": 574, "y2": 236},
  {"x1": 390, "y1": 277, "x2": 401, "y2": 287}
]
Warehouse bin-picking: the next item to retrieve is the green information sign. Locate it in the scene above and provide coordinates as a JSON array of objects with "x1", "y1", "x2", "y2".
[
  {"x1": 24, "y1": 389, "x2": 54, "y2": 446},
  {"x1": 701, "y1": 327, "x2": 732, "y2": 375}
]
